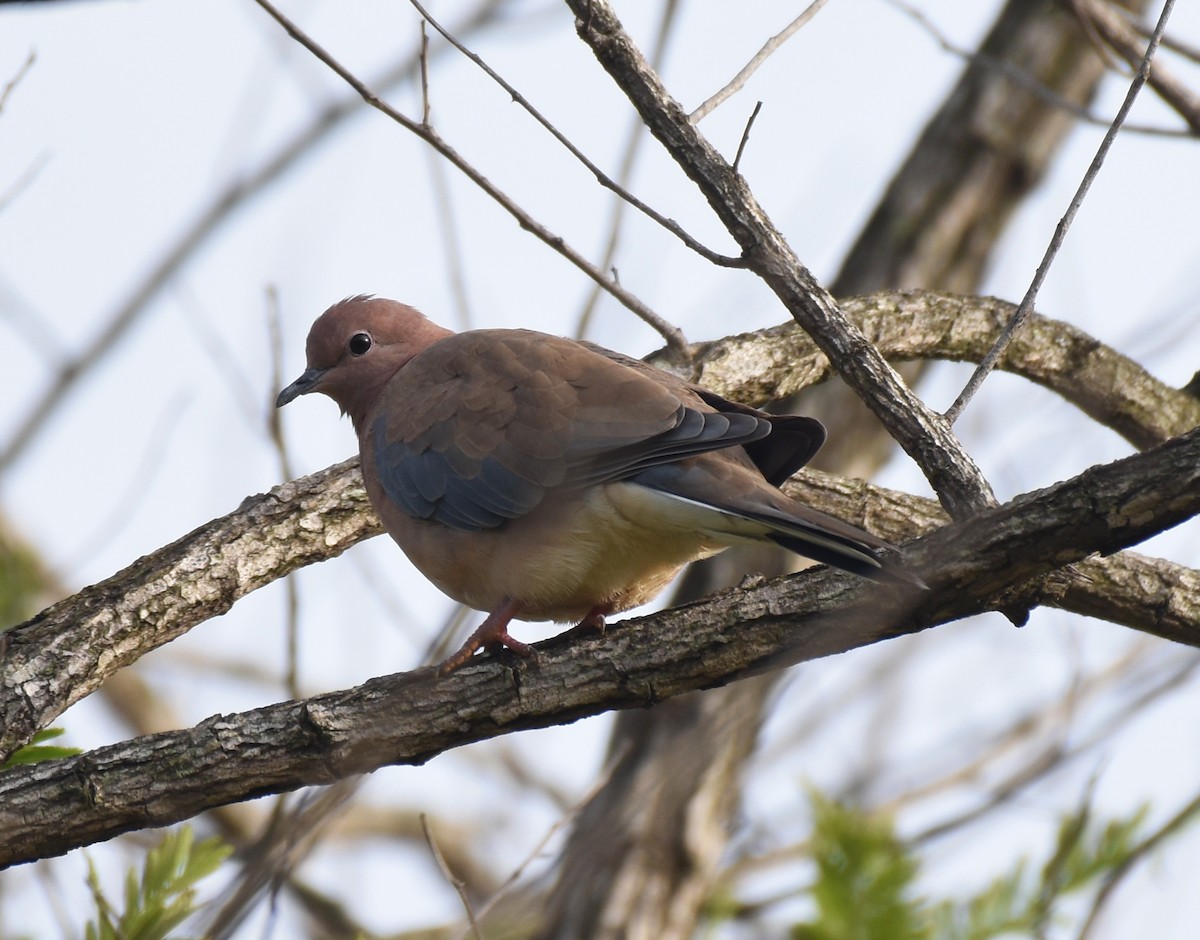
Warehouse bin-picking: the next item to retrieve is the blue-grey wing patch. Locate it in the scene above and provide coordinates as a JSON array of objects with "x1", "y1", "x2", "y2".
[{"x1": 373, "y1": 424, "x2": 547, "y2": 531}]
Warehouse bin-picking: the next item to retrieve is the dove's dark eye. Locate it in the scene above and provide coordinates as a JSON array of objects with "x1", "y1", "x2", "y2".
[{"x1": 348, "y1": 332, "x2": 373, "y2": 356}]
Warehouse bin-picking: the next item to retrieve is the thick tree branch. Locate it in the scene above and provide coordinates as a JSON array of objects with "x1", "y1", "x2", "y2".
[
  {"x1": 676, "y1": 291, "x2": 1200, "y2": 450},
  {"x1": 0, "y1": 460, "x2": 379, "y2": 761},
  {"x1": 785, "y1": 468, "x2": 1200, "y2": 647},
  {"x1": 1, "y1": 425, "x2": 1198, "y2": 867}
]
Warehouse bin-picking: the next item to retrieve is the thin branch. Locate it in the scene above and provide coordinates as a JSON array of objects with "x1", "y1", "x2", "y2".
[
  {"x1": 655, "y1": 627, "x2": 1197, "y2": 905},
  {"x1": 425, "y1": 147, "x2": 475, "y2": 332},
  {"x1": 1076, "y1": 787, "x2": 1200, "y2": 939},
  {"x1": 422, "y1": 814, "x2": 483, "y2": 940},
  {"x1": 416, "y1": 19, "x2": 477, "y2": 334},
  {"x1": 881, "y1": 641, "x2": 1156, "y2": 814},
  {"x1": 1120, "y1": 0, "x2": 1200, "y2": 63},
  {"x1": 419, "y1": 19, "x2": 432, "y2": 127},
  {"x1": 408, "y1": 0, "x2": 744, "y2": 271},
  {"x1": 266, "y1": 288, "x2": 303, "y2": 701},
  {"x1": 1069, "y1": 0, "x2": 1132, "y2": 75},
  {"x1": 0, "y1": 50, "x2": 34, "y2": 114},
  {"x1": 49, "y1": 391, "x2": 191, "y2": 577},
  {"x1": 689, "y1": 0, "x2": 831, "y2": 123},
  {"x1": 0, "y1": 0, "x2": 505, "y2": 474},
  {"x1": 0, "y1": 152, "x2": 50, "y2": 216},
  {"x1": 1074, "y1": 0, "x2": 1200, "y2": 132},
  {"x1": 252, "y1": 0, "x2": 690, "y2": 358},
  {"x1": 461, "y1": 741, "x2": 629, "y2": 935},
  {"x1": 885, "y1": 0, "x2": 1192, "y2": 138},
  {"x1": 903, "y1": 652, "x2": 1199, "y2": 846},
  {"x1": 204, "y1": 781, "x2": 359, "y2": 939},
  {"x1": 943, "y1": 0, "x2": 1177, "y2": 424},
  {"x1": 731, "y1": 101, "x2": 763, "y2": 173},
  {"x1": 574, "y1": 0, "x2": 682, "y2": 341},
  {"x1": 0, "y1": 55, "x2": 45, "y2": 214}
]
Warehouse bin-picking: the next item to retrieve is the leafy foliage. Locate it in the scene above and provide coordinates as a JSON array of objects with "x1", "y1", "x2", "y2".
[
  {"x1": 792, "y1": 791, "x2": 925, "y2": 940},
  {"x1": 83, "y1": 827, "x2": 232, "y2": 940},
  {"x1": 786, "y1": 791, "x2": 1161, "y2": 940},
  {"x1": 1, "y1": 727, "x2": 80, "y2": 769},
  {"x1": 927, "y1": 800, "x2": 1148, "y2": 940}
]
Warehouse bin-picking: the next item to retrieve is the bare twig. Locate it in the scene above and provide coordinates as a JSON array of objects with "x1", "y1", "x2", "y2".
[
  {"x1": 904, "y1": 650, "x2": 1200, "y2": 845},
  {"x1": 408, "y1": 0, "x2": 743, "y2": 271},
  {"x1": 1076, "y1": 787, "x2": 1200, "y2": 939},
  {"x1": 415, "y1": 17, "x2": 478, "y2": 331},
  {"x1": 0, "y1": 51, "x2": 34, "y2": 114},
  {"x1": 266, "y1": 288, "x2": 302, "y2": 700},
  {"x1": 0, "y1": 0, "x2": 505, "y2": 474},
  {"x1": 252, "y1": 0, "x2": 690, "y2": 357},
  {"x1": 1073, "y1": 0, "x2": 1200, "y2": 132},
  {"x1": 943, "y1": 0, "x2": 1176, "y2": 425},
  {"x1": 689, "y1": 0, "x2": 831, "y2": 123},
  {"x1": 265, "y1": 288, "x2": 295, "y2": 486},
  {"x1": 1121, "y1": 1, "x2": 1200, "y2": 62},
  {"x1": 729, "y1": 641, "x2": 1186, "y2": 887},
  {"x1": 425, "y1": 145, "x2": 475, "y2": 332},
  {"x1": 732, "y1": 101, "x2": 763, "y2": 173},
  {"x1": 574, "y1": 0, "x2": 682, "y2": 341},
  {"x1": 458, "y1": 741, "x2": 630, "y2": 938},
  {"x1": 885, "y1": 0, "x2": 1190, "y2": 138},
  {"x1": 0, "y1": 153, "x2": 50, "y2": 215},
  {"x1": 1069, "y1": 0, "x2": 1131, "y2": 74},
  {"x1": 422, "y1": 814, "x2": 483, "y2": 940},
  {"x1": 51, "y1": 391, "x2": 191, "y2": 577},
  {"x1": 0, "y1": 46, "x2": 46, "y2": 244},
  {"x1": 205, "y1": 782, "x2": 359, "y2": 939},
  {"x1": 418, "y1": 19, "x2": 432, "y2": 126}
]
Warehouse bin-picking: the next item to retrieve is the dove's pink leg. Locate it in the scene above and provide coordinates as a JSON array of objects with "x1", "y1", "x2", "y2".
[{"x1": 438, "y1": 597, "x2": 531, "y2": 675}]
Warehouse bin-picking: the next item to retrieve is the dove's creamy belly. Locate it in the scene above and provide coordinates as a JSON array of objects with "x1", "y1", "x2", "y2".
[{"x1": 373, "y1": 480, "x2": 732, "y2": 623}]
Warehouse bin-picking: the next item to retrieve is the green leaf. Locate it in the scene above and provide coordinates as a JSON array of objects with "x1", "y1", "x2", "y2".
[
  {"x1": 81, "y1": 826, "x2": 233, "y2": 940},
  {"x1": 2, "y1": 727, "x2": 82, "y2": 769},
  {"x1": 779, "y1": 783, "x2": 1197, "y2": 940}
]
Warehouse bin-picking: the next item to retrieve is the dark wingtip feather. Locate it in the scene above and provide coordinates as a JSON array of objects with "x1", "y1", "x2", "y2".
[{"x1": 767, "y1": 533, "x2": 927, "y2": 588}]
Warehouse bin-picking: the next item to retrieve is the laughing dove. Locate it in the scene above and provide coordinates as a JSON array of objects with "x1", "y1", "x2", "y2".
[{"x1": 277, "y1": 295, "x2": 909, "y2": 673}]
